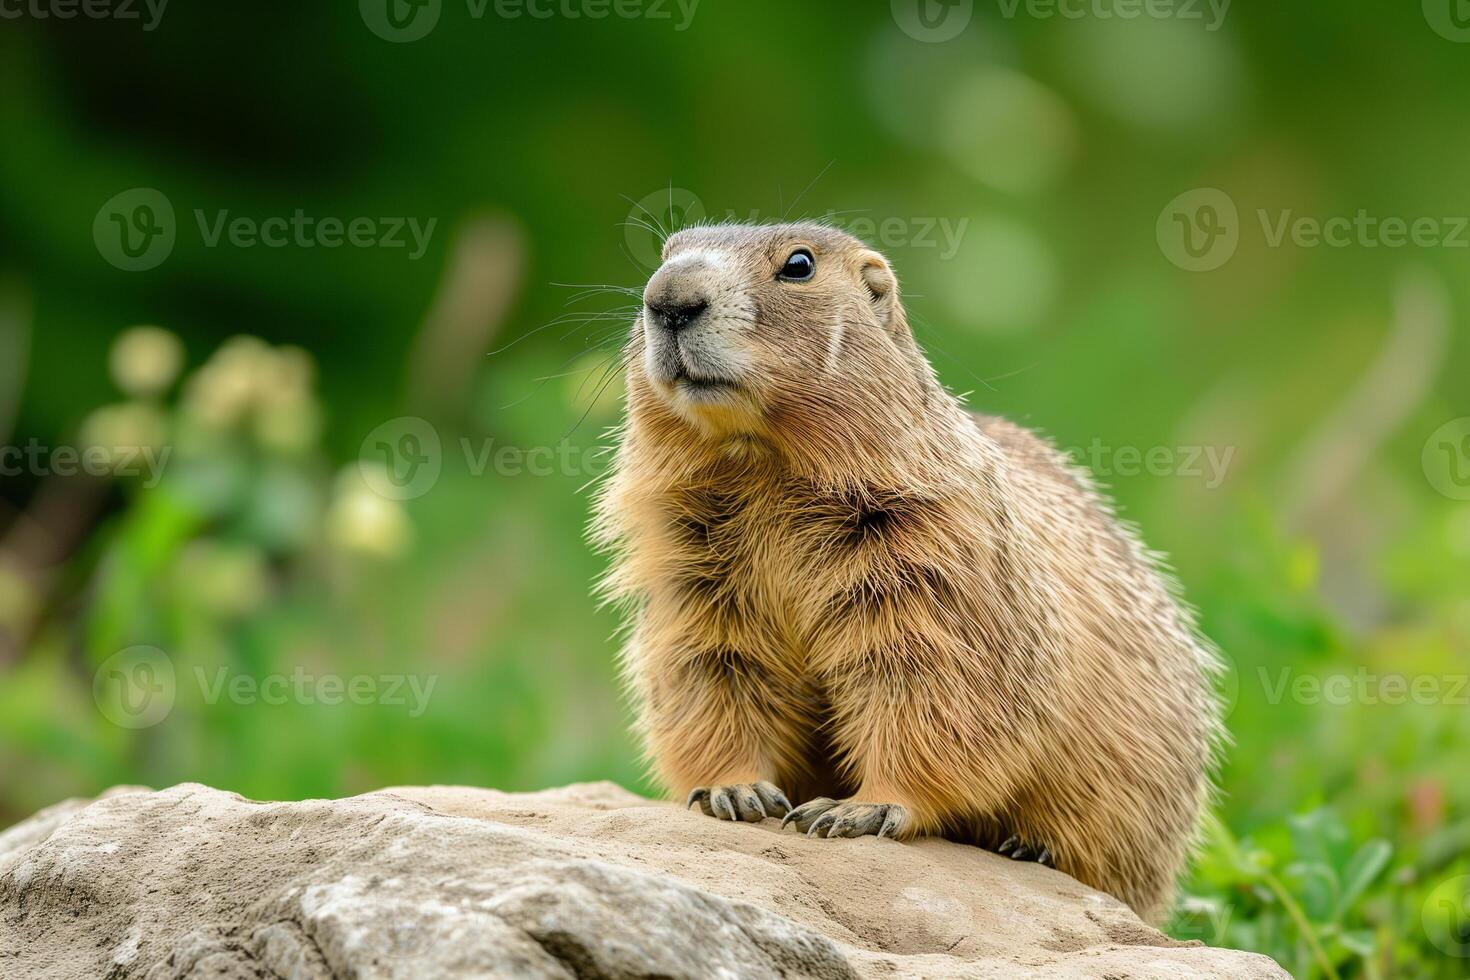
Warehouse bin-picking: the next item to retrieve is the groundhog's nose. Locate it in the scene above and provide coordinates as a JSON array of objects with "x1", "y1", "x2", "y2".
[
  {"x1": 645, "y1": 262, "x2": 713, "y2": 334},
  {"x1": 645, "y1": 295, "x2": 709, "y2": 334}
]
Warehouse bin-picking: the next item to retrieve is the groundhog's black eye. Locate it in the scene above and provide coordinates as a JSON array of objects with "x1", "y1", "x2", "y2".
[{"x1": 777, "y1": 248, "x2": 816, "y2": 282}]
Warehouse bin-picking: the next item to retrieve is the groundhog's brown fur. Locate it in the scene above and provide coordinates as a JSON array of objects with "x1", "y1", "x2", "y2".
[{"x1": 592, "y1": 222, "x2": 1223, "y2": 922}]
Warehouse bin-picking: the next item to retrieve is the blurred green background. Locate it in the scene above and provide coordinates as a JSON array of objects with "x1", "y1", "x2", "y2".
[{"x1": 2, "y1": 1, "x2": 1468, "y2": 975}]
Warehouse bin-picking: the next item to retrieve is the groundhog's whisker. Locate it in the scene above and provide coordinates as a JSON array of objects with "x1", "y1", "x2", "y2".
[
  {"x1": 619, "y1": 193, "x2": 676, "y2": 241},
  {"x1": 564, "y1": 353, "x2": 630, "y2": 441},
  {"x1": 487, "y1": 304, "x2": 640, "y2": 359},
  {"x1": 780, "y1": 158, "x2": 837, "y2": 221},
  {"x1": 549, "y1": 282, "x2": 644, "y2": 304},
  {"x1": 618, "y1": 217, "x2": 670, "y2": 243},
  {"x1": 497, "y1": 335, "x2": 630, "y2": 413},
  {"x1": 902, "y1": 308, "x2": 1005, "y2": 394}
]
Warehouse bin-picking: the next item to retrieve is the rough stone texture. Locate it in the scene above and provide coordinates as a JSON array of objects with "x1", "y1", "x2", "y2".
[{"x1": 0, "y1": 782, "x2": 1288, "y2": 979}]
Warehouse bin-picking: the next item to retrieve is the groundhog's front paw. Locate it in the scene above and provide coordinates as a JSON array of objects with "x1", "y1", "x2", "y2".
[
  {"x1": 780, "y1": 798, "x2": 909, "y2": 839},
  {"x1": 685, "y1": 781, "x2": 792, "y2": 822}
]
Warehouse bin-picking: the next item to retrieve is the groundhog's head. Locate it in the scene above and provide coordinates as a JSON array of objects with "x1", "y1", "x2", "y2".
[{"x1": 627, "y1": 223, "x2": 934, "y2": 457}]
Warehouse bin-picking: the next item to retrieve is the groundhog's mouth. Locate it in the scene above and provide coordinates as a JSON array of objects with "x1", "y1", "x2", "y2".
[
  {"x1": 643, "y1": 335, "x2": 746, "y2": 407},
  {"x1": 672, "y1": 371, "x2": 741, "y2": 398}
]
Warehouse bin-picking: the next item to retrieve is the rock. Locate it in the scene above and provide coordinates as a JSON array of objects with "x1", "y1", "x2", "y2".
[{"x1": 0, "y1": 782, "x2": 1287, "y2": 979}]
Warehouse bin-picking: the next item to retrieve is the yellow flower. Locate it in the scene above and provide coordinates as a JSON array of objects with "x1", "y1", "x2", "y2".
[
  {"x1": 110, "y1": 326, "x2": 184, "y2": 398},
  {"x1": 255, "y1": 393, "x2": 322, "y2": 455},
  {"x1": 180, "y1": 336, "x2": 323, "y2": 454},
  {"x1": 326, "y1": 466, "x2": 412, "y2": 559}
]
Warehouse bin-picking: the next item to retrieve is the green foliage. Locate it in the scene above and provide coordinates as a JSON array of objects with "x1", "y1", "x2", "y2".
[
  {"x1": 1177, "y1": 813, "x2": 1392, "y2": 978},
  {"x1": 1167, "y1": 500, "x2": 1470, "y2": 976},
  {"x1": 0, "y1": 331, "x2": 643, "y2": 816},
  {"x1": 1178, "y1": 806, "x2": 1470, "y2": 978}
]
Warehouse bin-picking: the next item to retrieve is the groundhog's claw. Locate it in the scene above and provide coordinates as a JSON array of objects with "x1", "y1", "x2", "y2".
[
  {"x1": 780, "y1": 797, "x2": 830, "y2": 831},
  {"x1": 999, "y1": 835, "x2": 1055, "y2": 867},
  {"x1": 782, "y1": 799, "x2": 909, "y2": 839},
  {"x1": 686, "y1": 781, "x2": 791, "y2": 822}
]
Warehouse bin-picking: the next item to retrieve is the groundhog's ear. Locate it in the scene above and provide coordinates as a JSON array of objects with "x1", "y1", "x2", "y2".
[{"x1": 858, "y1": 251, "x2": 907, "y2": 336}]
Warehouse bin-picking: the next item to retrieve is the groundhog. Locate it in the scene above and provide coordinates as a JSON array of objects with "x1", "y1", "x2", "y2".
[{"x1": 592, "y1": 222, "x2": 1223, "y2": 922}]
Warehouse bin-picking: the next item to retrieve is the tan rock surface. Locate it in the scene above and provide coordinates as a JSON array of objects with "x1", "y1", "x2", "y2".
[{"x1": 0, "y1": 782, "x2": 1287, "y2": 979}]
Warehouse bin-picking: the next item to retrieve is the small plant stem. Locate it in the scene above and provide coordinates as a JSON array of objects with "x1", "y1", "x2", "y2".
[{"x1": 1260, "y1": 871, "x2": 1341, "y2": 980}]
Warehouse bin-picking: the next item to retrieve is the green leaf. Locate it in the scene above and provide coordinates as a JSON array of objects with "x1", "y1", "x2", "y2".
[
  {"x1": 1335, "y1": 840, "x2": 1391, "y2": 920},
  {"x1": 1285, "y1": 860, "x2": 1339, "y2": 922},
  {"x1": 1288, "y1": 809, "x2": 1350, "y2": 871},
  {"x1": 1338, "y1": 929, "x2": 1377, "y2": 957}
]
